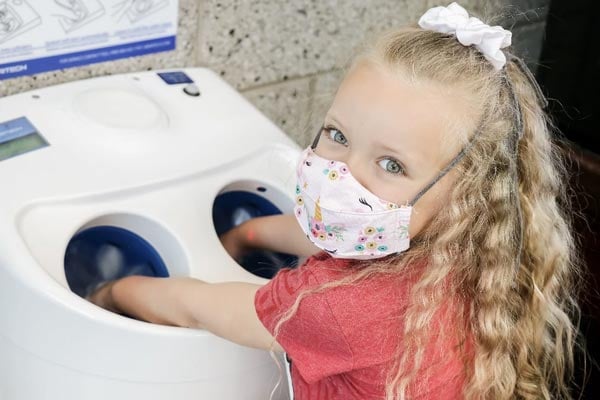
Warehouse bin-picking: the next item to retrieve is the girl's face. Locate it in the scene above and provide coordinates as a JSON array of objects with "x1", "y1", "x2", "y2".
[{"x1": 315, "y1": 61, "x2": 474, "y2": 238}]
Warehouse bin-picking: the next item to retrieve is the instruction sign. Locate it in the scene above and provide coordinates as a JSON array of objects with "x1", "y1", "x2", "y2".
[{"x1": 0, "y1": 0, "x2": 178, "y2": 80}]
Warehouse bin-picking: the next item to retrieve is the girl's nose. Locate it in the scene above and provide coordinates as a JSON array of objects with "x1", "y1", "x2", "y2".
[
  {"x1": 313, "y1": 141, "x2": 375, "y2": 192},
  {"x1": 344, "y1": 154, "x2": 373, "y2": 192}
]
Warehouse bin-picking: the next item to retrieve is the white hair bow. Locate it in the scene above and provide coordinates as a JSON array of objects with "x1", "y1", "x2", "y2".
[{"x1": 418, "y1": 2, "x2": 512, "y2": 70}]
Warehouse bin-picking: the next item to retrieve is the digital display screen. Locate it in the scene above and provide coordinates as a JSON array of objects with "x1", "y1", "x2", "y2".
[{"x1": 0, "y1": 117, "x2": 48, "y2": 162}]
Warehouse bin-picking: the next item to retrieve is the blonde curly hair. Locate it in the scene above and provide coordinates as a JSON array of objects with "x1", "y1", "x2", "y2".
[{"x1": 273, "y1": 21, "x2": 584, "y2": 400}]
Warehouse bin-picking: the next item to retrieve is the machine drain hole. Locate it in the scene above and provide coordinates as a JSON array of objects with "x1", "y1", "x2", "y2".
[
  {"x1": 213, "y1": 182, "x2": 298, "y2": 279},
  {"x1": 64, "y1": 226, "x2": 170, "y2": 298}
]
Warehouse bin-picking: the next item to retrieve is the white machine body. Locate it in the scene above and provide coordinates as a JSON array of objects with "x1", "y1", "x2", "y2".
[{"x1": 0, "y1": 68, "x2": 301, "y2": 399}]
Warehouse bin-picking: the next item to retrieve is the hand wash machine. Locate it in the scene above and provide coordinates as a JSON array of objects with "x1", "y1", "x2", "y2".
[{"x1": 0, "y1": 68, "x2": 301, "y2": 399}]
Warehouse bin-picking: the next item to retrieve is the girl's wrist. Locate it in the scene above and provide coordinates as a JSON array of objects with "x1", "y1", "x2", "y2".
[
  {"x1": 238, "y1": 218, "x2": 259, "y2": 249},
  {"x1": 98, "y1": 280, "x2": 120, "y2": 313},
  {"x1": 220, "y1": 222, "x2": 252, "y2": 261}
]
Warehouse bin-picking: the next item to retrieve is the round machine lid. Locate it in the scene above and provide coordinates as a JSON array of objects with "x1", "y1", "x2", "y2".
[{"x1": 73, "y1": 88, "x2": 169, "y2": 131}]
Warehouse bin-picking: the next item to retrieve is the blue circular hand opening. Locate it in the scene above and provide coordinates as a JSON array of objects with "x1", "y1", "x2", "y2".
[
  {"x1": 213, "y1": 190, "x2": 298, "y2": 278},
  {"x1": 64, "y1": 226, "x2": 169, "y2": 298}
]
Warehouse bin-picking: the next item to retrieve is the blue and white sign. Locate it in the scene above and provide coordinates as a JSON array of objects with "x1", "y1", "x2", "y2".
[{"x1": 0, "y1": 0, "x2": 178, "y2": 80}]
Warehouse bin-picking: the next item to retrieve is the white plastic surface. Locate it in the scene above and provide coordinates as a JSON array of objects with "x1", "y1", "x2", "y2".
[
  {"x1": 74, "y1": 88, "x2": 169, "y2": 130},
  {"x1": 0, "y1": 68, "x2": 300, "y2": 399}
]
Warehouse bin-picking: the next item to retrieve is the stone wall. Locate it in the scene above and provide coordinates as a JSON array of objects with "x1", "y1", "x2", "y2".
[{"x1": 0, "y1": 0, "x2": 550, "y2": 147}]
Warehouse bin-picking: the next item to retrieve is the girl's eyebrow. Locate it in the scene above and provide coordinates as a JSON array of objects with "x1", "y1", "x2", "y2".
[
  {"x1": 325, "y1": 114, "x2": 350, "y2": 133},
  {"x1": 374, "y1": 140, "x2": 411, "y2": 164},
  {"x1": 326, "y1": 114, "x2": 414, "y2": 164}
]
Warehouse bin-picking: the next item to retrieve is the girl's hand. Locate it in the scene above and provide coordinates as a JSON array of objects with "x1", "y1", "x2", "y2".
[
  {"x1": 220, "y1": 215, "x2": 319, "y2": 260},
  {"x1": 86, "y1": 280, "x2": 119, "y2": 313},
  {"x1": 219, "y1": 223, "x2": 250, "y2": 262},
  {"x1": 85, "y1": 274, "x2": 282, "y2": 351}
]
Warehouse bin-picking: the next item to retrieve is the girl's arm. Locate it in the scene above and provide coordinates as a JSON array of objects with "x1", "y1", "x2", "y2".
[
  {"x1": 88, "y1": 215, "x2": 311, "y2": 350},
  {"x1": 88, "y1": 275, "x2": 284, "y2": 352},
  {"x1": 220, "y1": 214, "x2": 319, "y2": 260}
]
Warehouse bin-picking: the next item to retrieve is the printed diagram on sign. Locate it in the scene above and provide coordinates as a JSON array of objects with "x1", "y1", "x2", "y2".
[
  {"x1": 53, "y1": 0, "x2": 105, "y2": 33},
  {"x1": 113, "y1": 0, "x2": 169, "y2": 24},
  {"x1": 0, "y1": 0, "x2": 41, "y2": 45},
  {"x1": 0, "y1": 0, "x2": 177, "y2": 79}
]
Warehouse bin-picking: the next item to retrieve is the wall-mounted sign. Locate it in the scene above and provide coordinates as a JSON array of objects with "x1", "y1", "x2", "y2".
[{"x1": 0, "y1": 0, "x2": 178, "y2": 80}]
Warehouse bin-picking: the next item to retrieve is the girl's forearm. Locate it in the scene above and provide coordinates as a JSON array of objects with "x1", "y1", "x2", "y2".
[
  {"x1": 109, "y1": 275, "x2": 282, "y2": 351},
  {"x1": 111, "y1": 276, "x2": 199, "y2": 328},
  {"x1": 243, "y1": 214, "x2": 319, "y2": 257}
]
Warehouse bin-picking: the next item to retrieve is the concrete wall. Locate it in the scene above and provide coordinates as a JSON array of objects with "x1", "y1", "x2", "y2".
[{"x1": 0, "y1": 0, "x2": 550, "y2": 147}]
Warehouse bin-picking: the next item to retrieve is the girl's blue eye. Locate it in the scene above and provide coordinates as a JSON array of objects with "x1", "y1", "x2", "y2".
[
  {"x1": 325, "y1": 126, "x2": 348, "y2": 146},
  {"x1": 378, "y1": 158, "x2": 404, "y2": 175}
]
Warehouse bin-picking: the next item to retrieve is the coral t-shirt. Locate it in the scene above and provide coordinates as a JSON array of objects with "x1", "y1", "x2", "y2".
[{"x1": 254, "y1": 252, "x2": 469, "y2": 399}]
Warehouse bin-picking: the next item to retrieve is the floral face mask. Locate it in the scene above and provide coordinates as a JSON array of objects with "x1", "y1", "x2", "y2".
[
  {"x1": 294, "y1": 146, "x2": 411, "y2": 259},
  {"x1": 294, "y1": 128, "x2": 471, "y2": 259}
]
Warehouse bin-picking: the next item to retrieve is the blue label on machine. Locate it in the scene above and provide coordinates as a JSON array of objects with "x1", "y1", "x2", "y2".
[
  {"x1": 0, "y1": 117, "x2": 48, "y2": 162},
  {"x1": 157, "y1": 71, "x2": 193, "y2": 85}
]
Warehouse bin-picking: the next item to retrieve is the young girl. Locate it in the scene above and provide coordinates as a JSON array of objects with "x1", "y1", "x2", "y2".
[{"x1": 88, "y1": 3, "x2": 582, "y2": 399}]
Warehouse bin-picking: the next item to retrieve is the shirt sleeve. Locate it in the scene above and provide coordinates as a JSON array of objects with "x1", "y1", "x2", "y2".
[{"x1": 254, "y1": 265, "x2": 354, "y2": 384}]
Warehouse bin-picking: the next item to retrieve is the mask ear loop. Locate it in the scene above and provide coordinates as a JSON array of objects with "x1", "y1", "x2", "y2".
[
  {"x1": 310, "y1": 126, "x2": 323, "y2": 150},
  {"x1": 407, "y1": 62, "x2": 534, "y2": 206},
  {"x1": 503, "y1": 76, "x2": 525, "y2": 287},
  {"x1": 407, "y1": 138, "x2": 478, "y2": 207},
  {"x1": 507, "y1": 54, "x2": 549, "y2": 110},
  {"x1": 505, "y1": 53, "x2": 552, "y2": 286},
  {"x1": 503, "y1": 55, "x2": 534, "y2": 286}
]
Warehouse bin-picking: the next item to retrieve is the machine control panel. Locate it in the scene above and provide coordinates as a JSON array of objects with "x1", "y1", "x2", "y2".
[{"x1": 157, "y1": 71, "x2": 200, "y2": 97}]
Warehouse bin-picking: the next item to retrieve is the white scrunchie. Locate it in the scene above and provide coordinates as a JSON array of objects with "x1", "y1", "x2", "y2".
[{"x1": 418, "y1": 2, "x2": 512, "y2": 70}]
